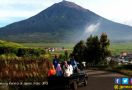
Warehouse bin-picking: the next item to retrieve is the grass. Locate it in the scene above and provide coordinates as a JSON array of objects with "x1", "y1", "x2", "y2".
[
  {"x1": 108, "y1": 65, "x2": 132, "y2": 77},
  {"x1": 110, "y1": 42, "x2": 132, "y2": 55},
  {"x1": 19, "y1": 42, "x2": 132, "y2": 56},
  {"x1": 0, "y1": 40, "x2": 23, "y2": 48},
  {"x1": 20, "y1": 42, "x2": 75, "y2": 49},
  {"x1": 20, "y1": 43, "x2": 74, "y2": 55}
]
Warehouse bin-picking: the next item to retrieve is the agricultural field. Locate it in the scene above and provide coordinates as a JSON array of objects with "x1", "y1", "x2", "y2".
[
  {"x1": 20, "y1": 43, "x2": 75, "y2": 56},
  {"x1": 20, "y1": 42, "x2": 75, "y2": 49},
  {"x1": 0, "y1": 40, "x2": 46, "y2": 59},
  {"x1": 0, "y1": 40, "x2": 23, "y2": 48},
  {"x1": 0, "y1": 57, "x2": 51, "y2": 82},
  {"x1": 20, "y1": 42, "x2": 132, "y2": 56},
  {"x1": 110, "y1": 42, "x2": 132, "y2": 55}
]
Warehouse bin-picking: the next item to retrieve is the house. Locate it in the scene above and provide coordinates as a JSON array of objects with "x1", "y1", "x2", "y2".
[
  {"x1": 48, "y1": 48, "x2": 55, "y2": 52},
  {"x1": 120, "y1": 52, "x2": 127, "y2": 56}
]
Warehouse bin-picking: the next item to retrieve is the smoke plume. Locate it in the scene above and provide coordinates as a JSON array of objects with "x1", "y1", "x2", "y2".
[{"x1": 85, "y1": 23, "x2": 100, "y2": 33}]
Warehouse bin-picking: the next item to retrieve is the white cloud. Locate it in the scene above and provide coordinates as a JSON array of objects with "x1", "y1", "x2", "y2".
[
  {"x1": 69, "y1": 0, "x2": 132, "y2": 26},
  {"x1": 0, "y1": 10, "x2": 38, "y2": 18},
  {"x1": 0, "y1": 0, "x2": 58, "y2": 27},
  {"x1": 85, "y1": 23, "x2": 100, "y2": 33},
  {"x1": 123, "y1": 20, "x2": 132, "y2": 26}
]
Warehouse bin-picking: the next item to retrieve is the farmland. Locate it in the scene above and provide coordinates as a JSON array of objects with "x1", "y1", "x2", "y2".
[
  {"x1": 110, "y1": 42, "x2": 132, "y2": 55},
  {"x1": 20, "y1": 43, "x2": 74, "y2": 55},
  {"x1": 20, "y1": 43, "x2": 75, "y2": 49},
  {"x1": 20, "y1": 42, "x2": 132, "y2": 56},
  {"x1": 0, "y1": 57, "x2": 51, "y2": 82}
]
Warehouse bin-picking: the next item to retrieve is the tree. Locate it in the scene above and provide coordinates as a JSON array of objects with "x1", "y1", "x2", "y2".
[
  {"x1": 86, "y1": 35, "x2": 101, "y2": 64},
  {"x1": 64, "y1": 50, "x2": 69, "y2": 60},
  {"x1": 72, "y1": 33, "x2": 111, "y2": 65},
  {"x1": 72, "y1": 40, "x2": 86, "y2": 62},
  {"x1": 100, "y1": 33, "x2": 111, "y2": 63}
]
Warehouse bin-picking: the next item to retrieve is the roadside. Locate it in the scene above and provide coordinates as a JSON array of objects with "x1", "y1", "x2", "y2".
[
  {"x1": 86, "y1": 65, "x2": 132, "y2": 77},
  {"x1": 77, "y1": 69, "x2": 126, "y2": 90},
  {"x1": 86, "y1": 69, "x2": 125, "y2": 77}
]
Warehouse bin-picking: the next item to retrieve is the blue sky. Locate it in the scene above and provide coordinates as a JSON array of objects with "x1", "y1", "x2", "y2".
[{"x1": 0, "y1": 0, "x2": 132, "y2": 27}]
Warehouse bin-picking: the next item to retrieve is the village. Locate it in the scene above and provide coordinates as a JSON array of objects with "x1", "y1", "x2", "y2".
[{"x1": 108, "y1": 52, "x2": 132, "y2": 65}]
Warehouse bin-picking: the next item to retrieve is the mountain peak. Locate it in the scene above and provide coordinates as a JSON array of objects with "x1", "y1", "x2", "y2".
[{"x1": 55, "y1": 0, "x2": 84, "y2": 10}]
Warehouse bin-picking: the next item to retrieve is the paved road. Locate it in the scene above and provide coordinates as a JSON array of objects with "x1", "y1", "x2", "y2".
[{"x1": 77, "y1": 69, "x2": 125, "y2": 90}]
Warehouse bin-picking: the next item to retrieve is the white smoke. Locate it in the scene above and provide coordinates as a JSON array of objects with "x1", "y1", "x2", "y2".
[
  {"x1": 72, "y1": 22, "x2": 101, "y2": 42},
  {"x1": 85, "y1": 23, "x2": 100, "y2": 33}
]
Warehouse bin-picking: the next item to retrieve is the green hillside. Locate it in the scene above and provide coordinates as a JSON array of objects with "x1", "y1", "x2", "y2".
[
  {"x1": 0, "y1": 40, "x2": 45, "y2": 58},
  {"x1": 0, "y1": 40, "x2": 23, "y2": 48}
]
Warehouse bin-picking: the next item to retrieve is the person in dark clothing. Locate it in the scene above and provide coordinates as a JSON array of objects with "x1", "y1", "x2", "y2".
[
  {"x1": 70, "y1": 56, "x2": 77, "y2": 70},
  {"x1": 53, "y1": 55, "x2": 59, "y2": 69},
  {"x1": 70, "y1": 55, "x2": 80, "y2": 73}
]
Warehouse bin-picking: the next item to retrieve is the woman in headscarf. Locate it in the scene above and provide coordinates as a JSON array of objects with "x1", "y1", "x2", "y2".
[{"x1": 56, "y1": 63, "x2": 63, "y2": 76}]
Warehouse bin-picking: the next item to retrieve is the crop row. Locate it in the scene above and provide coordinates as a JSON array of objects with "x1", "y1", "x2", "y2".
[{"x1": 0, "y1": 58, "x2": 52, "y2": 82}]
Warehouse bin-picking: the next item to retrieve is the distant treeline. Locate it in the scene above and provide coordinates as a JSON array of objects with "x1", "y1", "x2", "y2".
[{"x1": 0, "y1": 47, "x2": 45, "y2": 57}]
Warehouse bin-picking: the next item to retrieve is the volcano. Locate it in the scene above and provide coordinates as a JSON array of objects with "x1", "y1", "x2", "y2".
[{"x1": 0, "y1": 1, "x2": 132, "y2": 42}]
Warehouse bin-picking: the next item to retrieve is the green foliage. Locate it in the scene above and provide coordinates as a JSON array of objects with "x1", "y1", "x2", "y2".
[
  {"x1": 59, "y1": 54, "x2": 64, "y2": 62},
  {"x1": 100, "y1": 33, "x2": 111, "y2": 63},
  {"x1": 0, "y1": 40, "x2": 46, "y2": 58},
  {"x1": 58, "y1": 50, "x2": 69, "y2": 61},
  {"x1": 0, "y1": 47, "x2": 17, "y2": 55},
  {"x1": 116, "y1": 65, "x2": 132, "y2": 70},
  {"x1": 73, "y1": 40, "x2": 86, "y2": 62},
  {"x1": 17, "y1": 48, "x2": 44, "y2": 57},
  {"x1": 86, "y1": 35, "x2": 101, "y2": 64},
  {"x1": 0, "y1": 53, "x2": 18, "y2": 59},
  {"x1": 0, "y1": 40, "x2": 23, "y2": 48},
  {"x1": 64, "y1": 50, "x2": 69, "y2": 59},
  {"x1": 109, "y1": 60, "x2": 118, "y2": 67},
  {"x1": 72, "y1": 33, "x2": 111, "y2": 65},
  {"x1": 43, "y1": 53, "x2": 52, "y2": 60}
]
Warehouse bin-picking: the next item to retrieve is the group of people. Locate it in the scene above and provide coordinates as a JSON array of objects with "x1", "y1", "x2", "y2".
[{"x1": 48, "y1": 55, "x2": 79, "y2": 77}]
